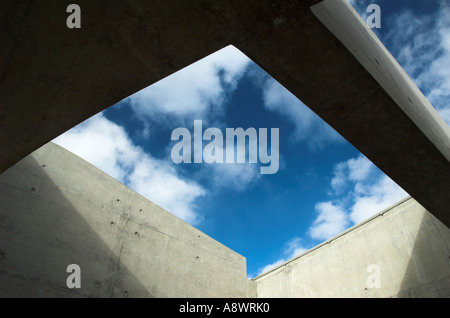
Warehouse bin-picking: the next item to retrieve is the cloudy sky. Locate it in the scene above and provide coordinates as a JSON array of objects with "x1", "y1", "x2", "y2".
[{"x1": 53, "y1": 0, "x2": 450, "y2": 278}]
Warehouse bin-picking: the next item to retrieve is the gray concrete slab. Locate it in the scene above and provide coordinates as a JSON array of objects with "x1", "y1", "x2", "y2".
[{"x1": 1, "y1": 0, "x2": 449, "y2": 228}]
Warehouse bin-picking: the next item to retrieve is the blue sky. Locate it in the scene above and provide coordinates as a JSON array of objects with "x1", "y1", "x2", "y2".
[{"x1": 53, "y1": 0, "x2": 450, "y2": 278}]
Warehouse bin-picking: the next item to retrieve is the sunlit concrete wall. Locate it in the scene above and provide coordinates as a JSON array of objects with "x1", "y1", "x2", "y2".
[
  {"x1": 0, "y1": 142, "x2": 254, "y2": 297},
  {"x1": 1, "y1": 142, "x2": 449, "y2": 298},
  {"x1": 254, "y1": 197, "x2": 450, "y2": 297}
]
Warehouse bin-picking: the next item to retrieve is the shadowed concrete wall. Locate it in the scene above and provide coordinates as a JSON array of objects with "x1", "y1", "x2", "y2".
[
  {"x1": 0, "y1": 142, "x2": 254, "y2": 297},
  {"x1": 254, "y1": 197, "x2": 450, "y2": 297}
]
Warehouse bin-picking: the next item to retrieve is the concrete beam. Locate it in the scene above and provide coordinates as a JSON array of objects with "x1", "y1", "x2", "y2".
[
  {"x1": 312, "y1": 0, "x2": 450, "y2": 165},
  {"x1": 1, "y1": 0, "x2": 449, "y2": 227},
  {"x1": 308, "y1": 0, "x2": 450, "y2": 227}
]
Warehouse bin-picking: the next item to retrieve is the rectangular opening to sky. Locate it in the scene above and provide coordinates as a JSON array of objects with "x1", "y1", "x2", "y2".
[{"x1": 53, "y1": 0, "x2": 450, "y2": 278}]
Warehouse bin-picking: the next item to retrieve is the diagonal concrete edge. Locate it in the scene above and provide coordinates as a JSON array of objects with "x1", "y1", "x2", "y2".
[{"x1": 312, "y1": 0, "x2": 450, "y2": 163}]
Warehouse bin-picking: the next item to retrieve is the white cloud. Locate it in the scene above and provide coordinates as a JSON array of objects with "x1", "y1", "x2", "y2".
[
  {"x1": 255, "y1": 237, "x2": 308, "y2": 277},
  {"x1": 308, "y1": 201, "x2": 349, "y2": 241},
  {"x1": 127, "y1": 156, "x2": 206, "y2": 224},
  {"x1": 310, "y1": 154, "x2": 408, "y2": 241},
  {"x1": 330, "y1": 162, "x2": 347, "y2": 194},
  {"x1": 347, "y1": 155, "x2": 374, "y2": 182},
  {"x1": 209, "y1": 163, "x2": 261, "y2": 192},
  {"x1": 256, "y1": 260, "x2": 285, "y2": 278},
  {"x1": 198, "y1": 126, "x2": 279, "y2": 191},
  {"x1": 384, "y1": 4, "x2": 450, "y2": 126},
  {"x1": 53, "y1": 113, "x2": 206, "y2": 225},
  {"x1": 127, "y1": 45, "x2": 251, "y2": 123},
  {"x1": 284, "y1": 237, "x2": 308, "y2": 258},
  {"x1": 52, "y1": 113, "x2": 140, "y2": 182},
  {"x1": 330, "y1": 155, "x2": 374, "y2": 194},
  {"x1": 350, "y1": 174, "x2": 408, "y2": 224},
  {"x1": 261, "y1": 78, "x2": 345, "y2": 150}
]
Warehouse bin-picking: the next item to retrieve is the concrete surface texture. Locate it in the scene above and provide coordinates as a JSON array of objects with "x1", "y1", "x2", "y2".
[
  {"x1": 1, "y1": 0, "x2": 450, "y2": 230},
  {"x1": 1, "y1": 142, "x2": 449, "y2": 297},
  {"x1": 0, "y1": 142, "x2": 253, "y2": 297},
  {"x1": 253, "y1": 197, "x2": 450, "y2": 297}
]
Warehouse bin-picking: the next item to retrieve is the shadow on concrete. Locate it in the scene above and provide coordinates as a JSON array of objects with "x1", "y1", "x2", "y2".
[
  {"x1": 0, "y1": 155, "x2": 153, "y2": 297},
  {"x1": 396, "y1": 208, "x2": 450, "y2": 297}
]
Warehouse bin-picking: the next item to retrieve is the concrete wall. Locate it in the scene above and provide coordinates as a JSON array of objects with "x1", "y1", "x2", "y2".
[
  {"x1": 254, "y1": 197, "x2": 450, "y2": 297},
  {"x1": 1, "y1": 142, "x2": 449, "y2": 298},
  {"x1": 0, "y1": 142, "x2": 253, "y2": 297}
]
